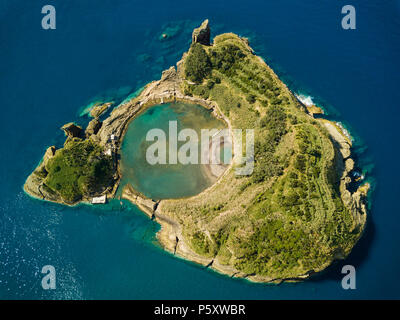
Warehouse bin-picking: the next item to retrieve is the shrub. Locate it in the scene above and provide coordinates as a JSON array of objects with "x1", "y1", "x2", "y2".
[
  {"x1": 246, "y1": 94, "x2": 256, "y2": 104},
  {"x1": 184, "y1": 43, "x2": 212, "y2": 83},
  {"x1": 44, "y1": 139, "x2": 113, "y2": 203}
]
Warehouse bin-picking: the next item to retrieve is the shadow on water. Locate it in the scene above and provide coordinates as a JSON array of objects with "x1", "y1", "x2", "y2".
[
  {"x1": 305, "y1": 111, "x2": 376, "y2": 283},
  {"x1": 309, "y1": 208, "x2": 376, "y2": 283}
]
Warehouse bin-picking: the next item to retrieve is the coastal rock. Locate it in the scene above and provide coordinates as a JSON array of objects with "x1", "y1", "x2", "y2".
[
  {"x1": 192, "y1": 19, "x2": 210, "y2": 45},
  {"x1": 34, "y1": 146, "x2": 56, "y2": 178},
  {"x1": 306, "y1": 105, "x2": 324, "y2": 117},
  {"x1": 44, "y1": 146, "x2": 56, "y2": 163},
  {"x1": 345, "y1": 158, "x2": 354, "y2": 174},
  {"x1": 121, "y1": 184, "x2": 157, "y2": 218},
  {"x1": 24, "y1": 172, "x2": 44, "y2": 199},
  {"x1": 348, "y1": 184, "x2": 369, "y2": 230},
  {"x1": 341, "y1": 188, "x2": 352, "y2": 206},
  {"x1": 176, "y1": 55, "x2": 186, "y2": 76},
  {"x1": 61, "y1": 122, "x2": 83, "y2": 138},
  {"x1": 325, "y1": 119, "x2": 367, "y2": 230},
  {"x1": 39, "y1": 183, "x2": 60, "y2": 202},
  {"x1": 137, "y1": 197, "x2": 158, "y2": 212},
  {"x1": 322, "y1": 121, "x2": 351, "y2": 159},
  {"x1": 23, "y1": 145, "x2": 60, "y2": 202},
  {"x1": 161, "y1": 66, "x2": 178, "y2": 81},
  {"x1": 90, "y1": 102, "x2": 112, "y2": 118},
  {"x1": 86, "y1": 118, "x2": 102, "y2": 137}
]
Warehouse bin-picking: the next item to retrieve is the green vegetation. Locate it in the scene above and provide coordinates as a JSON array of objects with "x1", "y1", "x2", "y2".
[
  {"x1": 161, "y1": 32, "x2": 363, "y2": 280},
  {"x1": 252, "y1": 106, "x2": 287, "y2": 183},
  {"x1": 44, "y1": 139, "x2": 114, "y2": 203},
  {"x1": 184, "y1": 43, "x2": 212, "y2": 83},
  {"x1": 24, "y1": 28, "x2": 365, "y2": 281}
]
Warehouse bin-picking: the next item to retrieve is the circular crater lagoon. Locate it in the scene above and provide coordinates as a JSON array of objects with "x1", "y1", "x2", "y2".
[{"x1": 119, "y1": 102, "x2": 229, "y2": 199}]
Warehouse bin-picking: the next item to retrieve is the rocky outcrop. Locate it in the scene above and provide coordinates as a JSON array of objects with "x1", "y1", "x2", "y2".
[
  {"x1": 61, "y1": 122, "x2": 84, "y2": 138},
  {"x1": 90, "y1": 102, "x2": 112, "y2": 118},
  {"x1": 122, "y1": 184, "x2": 157, "y2": 218},
  {"x1": 345, "y1": 158, "x2": 354, "y2": 173},
  {"x1": 349, "y1": 184, "x2": 369, "y2": 225},
  {"x1": 24, "y1": 146, "x2": 59, "y2": 202},
  {"x1": 34, "y1": 146, "x2": 56, "y2": 176},
  {"x1": 340, "y1": 170, "x2": 369, "y2": 230},
  {"x1": 161, "y1": 66, "x2": 179, "y2": 82},
  {"x1": 24, "y1": 172, "x2": 59, "y2": 202},
  {"x1": 322, "y1": 120, "x2": 369, "y2": 233},
  {"x1": 85, "y1": 118, "x2": 102, "y2": 137},
  {"x1": 306, "y1": 105, "x2": 324, "y2": 117},
  {"x1": 322, "y1": 121, "x2": 351, "y2": 159},
  {"x1": 44, "y1": 146, "x2": 56, "y2": 162},
  {"x1": 192, "y1": 19, "x2": 210, "y2": 45}
]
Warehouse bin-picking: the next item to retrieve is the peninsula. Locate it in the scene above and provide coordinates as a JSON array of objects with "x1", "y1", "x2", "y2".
[{"x1": 24, "y1": 20, "x2": 369, "y2": 283}]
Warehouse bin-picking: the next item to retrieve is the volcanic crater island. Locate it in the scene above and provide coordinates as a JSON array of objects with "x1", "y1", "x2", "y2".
[{"x1": 24, "y1": 20, "x2": 370, "y2": 283}]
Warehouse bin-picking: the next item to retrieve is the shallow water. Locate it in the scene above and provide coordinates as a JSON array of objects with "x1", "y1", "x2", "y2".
[{"x1": 119, "y1": 102, "x2": 226, "y2": 199}]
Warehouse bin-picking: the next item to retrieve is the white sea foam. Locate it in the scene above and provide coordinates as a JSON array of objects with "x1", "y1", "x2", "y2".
[
  {"x1": 79, "y1": 101, "x2": 101, "y2": 117},
  {"x1": 335, "y1": 121, "x2": 353, "y2": 142},
  {"x1": 296, "y1": 93, "x2": 315, "y2": 106},
  {"x1": 296, "y1": 93, "x2": 353, "y2": 142}
]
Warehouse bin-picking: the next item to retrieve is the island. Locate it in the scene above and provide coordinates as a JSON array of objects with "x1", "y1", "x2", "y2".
[{"x1": 24, "y1": 20, "x2": 369, "y2": 283}]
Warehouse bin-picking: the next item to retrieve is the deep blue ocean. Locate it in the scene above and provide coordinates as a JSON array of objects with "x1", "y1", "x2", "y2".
[{"x1": 1, "y1": 0, "x2": 399, "y2": 299}]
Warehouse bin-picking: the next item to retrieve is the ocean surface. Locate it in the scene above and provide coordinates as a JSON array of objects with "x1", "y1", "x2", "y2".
[{"x1": 0, "y1": 0, "x2": 399, "y2": 299}]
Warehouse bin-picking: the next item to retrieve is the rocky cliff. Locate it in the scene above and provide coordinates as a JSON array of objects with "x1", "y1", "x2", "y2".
[
  {"x1": 192, "y1": 19, "x2": 210, "y2": 45},
  {"x1": 24, "y1": 146, "x2": 59, "y2": 202}
]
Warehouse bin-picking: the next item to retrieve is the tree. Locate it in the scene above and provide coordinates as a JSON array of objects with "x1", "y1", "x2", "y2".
[{"x1": 184, "y1": 43, "x2": 212, "y2": 83}]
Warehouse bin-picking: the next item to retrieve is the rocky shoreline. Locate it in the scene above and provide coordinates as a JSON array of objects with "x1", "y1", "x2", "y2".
[
  {"x1": 120, "y1": 118, "x2": 369, "y2": 284},
  {"x1": 24, "y1": 20, "x2": 369, "y2": 283},
  {"x1": 118, "y1": 99, "x2": 370, "y2": 284}
]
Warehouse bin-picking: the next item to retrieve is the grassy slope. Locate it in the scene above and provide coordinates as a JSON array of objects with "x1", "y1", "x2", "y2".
[{"x1": 161, "y1": 33, "x2": 360, "y2": 279}]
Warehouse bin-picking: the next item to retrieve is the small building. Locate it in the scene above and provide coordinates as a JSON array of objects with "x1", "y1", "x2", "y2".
[
  {"x1": 91, "y1": 195, "x2": 107, "y2": 204},
  {"x1": 105, "y1": 149, "x2": 112, "y2": 156}
]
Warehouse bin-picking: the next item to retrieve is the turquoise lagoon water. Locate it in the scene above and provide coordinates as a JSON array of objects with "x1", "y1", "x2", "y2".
[
  {"x1": 1, "y1": 0, "x2": 400, "y2": 299},
  {"x1": 119, "y1": 102, "x2": 226, "y2": 199}
]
